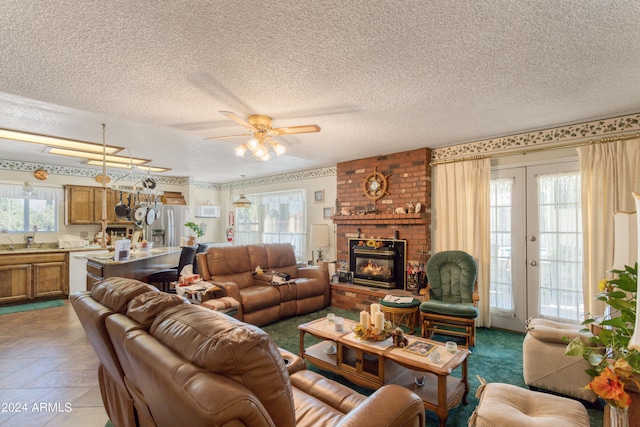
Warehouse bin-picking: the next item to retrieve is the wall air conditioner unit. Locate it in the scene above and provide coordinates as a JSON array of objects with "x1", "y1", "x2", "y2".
[{"x1": 195, "y1": 205, "x2": 221, "y2": 218}]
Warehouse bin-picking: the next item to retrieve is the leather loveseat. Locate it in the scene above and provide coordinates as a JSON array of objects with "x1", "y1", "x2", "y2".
[
  {"x1": 72, "y1": 277, "x2": 425, "y2": 427},
  {"x1": 196, "y1": 243, "x2": 330, "y2": 326}
]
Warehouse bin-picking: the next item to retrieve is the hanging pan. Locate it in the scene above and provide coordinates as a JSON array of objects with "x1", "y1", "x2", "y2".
[
  {"x1": 132, "y1": 192, "x2": 147, "y2": 223},
  {"x1": 114, "y1": 191, "x2": 130, "y2": 219}
]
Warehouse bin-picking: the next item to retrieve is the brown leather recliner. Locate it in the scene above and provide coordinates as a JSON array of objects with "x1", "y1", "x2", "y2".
[
  {"x1": 102, "y1": 288, "x2": 425, "y2": 427},
  {"x1": 70, "y1": 277, "x2": 158, "y2": 427},
  {"x1": 197, "y1": 243, "x2": 330, "y2": 326}
]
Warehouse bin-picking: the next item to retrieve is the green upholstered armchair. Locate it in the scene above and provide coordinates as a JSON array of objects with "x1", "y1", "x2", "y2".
[{"x1": 419, "y1": 250, "x2": 479, "y2": 348}]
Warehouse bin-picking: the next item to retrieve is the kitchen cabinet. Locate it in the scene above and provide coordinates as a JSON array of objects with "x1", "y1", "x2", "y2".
[
  {"x1": 0, "y1": 253, "x2": 68, "y2": 305},
  {"x1": 65, "y1": 185, "x2": 124, "y2": 225}
]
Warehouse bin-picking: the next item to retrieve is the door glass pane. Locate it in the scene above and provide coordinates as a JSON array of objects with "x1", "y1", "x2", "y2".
[
  {"x1": 490, "y1": 178, "x2": 515, "y2": 317},
  {"x1": 537, "y1": 172, "x2": 583, "y2": 323}
]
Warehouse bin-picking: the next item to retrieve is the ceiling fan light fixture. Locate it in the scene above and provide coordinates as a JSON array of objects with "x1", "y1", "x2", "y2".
[
  {"x1": 235, "y1": 144, "x2": 247, "y2": 157},
  {"x1": 210, "y1": 111, "x2": 319, "y2": 163},
  {"x1": 254, "y1": 145, "x2": 268, "y2": 158},
  {"x1": 247, "y1": 138, "x2": 259, "y2": 151},
  {"x1": 272, "y1": 141, "x2": 286, "y2": 156}
]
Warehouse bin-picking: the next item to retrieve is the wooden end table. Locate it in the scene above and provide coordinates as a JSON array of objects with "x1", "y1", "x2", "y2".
[{"x1": 299, "y1": 317, "x2": 470, "y2": 427}]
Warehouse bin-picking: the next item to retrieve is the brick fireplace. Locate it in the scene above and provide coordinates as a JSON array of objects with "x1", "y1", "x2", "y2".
[{"x1": 331, "y1": 148, "x2": 431, "y2": 310}]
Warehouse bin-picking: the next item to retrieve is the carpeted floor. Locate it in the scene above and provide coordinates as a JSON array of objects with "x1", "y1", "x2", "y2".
[
  {"x1": 263, "y1": 307, "x2": 604, "y2": 427},
  {"x1": 0, "y1": 299, "x2": 64, "y2": 315}
]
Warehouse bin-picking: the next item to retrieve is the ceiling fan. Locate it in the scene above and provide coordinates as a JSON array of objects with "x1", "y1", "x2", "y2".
[{"x1": 205, "y1": 111, "x2": 320, "y2": 161}]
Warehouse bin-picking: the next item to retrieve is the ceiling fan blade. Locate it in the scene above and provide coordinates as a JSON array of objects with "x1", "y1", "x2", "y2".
[
  {"x1": 204, "y1": 133, "x2": 252, "y2": 140},
  {"x1": 219, "y1": 111, "x2": 256, "y2": 131},
  {"x1": 271, "y1": 124, "x2": 321, "y2": 136}
]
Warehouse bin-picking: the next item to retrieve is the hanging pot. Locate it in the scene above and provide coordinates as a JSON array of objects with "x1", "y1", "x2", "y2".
[
  {"x1": 132, "y1": 192, "x2": 147, "y2": 223},
  {"x1": 114, "y1": 191, "x2": 130, "y2": 219},
  {"x1": 143, "y1": 177, "x2": 157, "y2": 189}
]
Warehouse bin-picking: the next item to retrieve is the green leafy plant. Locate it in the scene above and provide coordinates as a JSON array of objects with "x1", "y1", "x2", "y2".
[
  {"x1": 184, "y1": 222, "x2": 203, "y2": 238},
  {"x1": 565, "y1": 263, "x2": 639, "y2": 408}
]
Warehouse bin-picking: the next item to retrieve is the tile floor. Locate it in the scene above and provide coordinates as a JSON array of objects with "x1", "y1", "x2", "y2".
[{"x1": 0, "y1": 300, "x2": 108, "y2": 426}]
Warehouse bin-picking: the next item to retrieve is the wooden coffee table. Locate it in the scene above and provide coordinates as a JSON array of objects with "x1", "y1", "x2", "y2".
[{"x1": 299, "y1": 317, "x2": 470, "y2": 427}]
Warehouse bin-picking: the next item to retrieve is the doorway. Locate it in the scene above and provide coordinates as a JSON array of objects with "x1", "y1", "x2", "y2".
[{"x1": 489, "y1": 161, "x2": 583, "y2": 331}]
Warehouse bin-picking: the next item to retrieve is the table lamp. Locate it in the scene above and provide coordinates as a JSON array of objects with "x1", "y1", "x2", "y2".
[{"x1": 310, "y1": 224, "x2": 330, "y2": 263}]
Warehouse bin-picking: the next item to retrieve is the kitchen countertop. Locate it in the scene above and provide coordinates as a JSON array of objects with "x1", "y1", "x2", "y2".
[
  {"x1": 0, "y1": 245, "x2": 110, "y2": 255},
  {"x1": 85, "y1": 246, "x2": 182, "y2": 265}
]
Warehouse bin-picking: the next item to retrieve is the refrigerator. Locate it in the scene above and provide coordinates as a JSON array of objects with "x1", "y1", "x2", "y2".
[{"x1": 146, "y1": 204, "x2": 191, "y2": 247}]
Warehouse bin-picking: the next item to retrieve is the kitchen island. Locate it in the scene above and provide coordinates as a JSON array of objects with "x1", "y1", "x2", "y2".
[{"x1": 85, "y1": 246, "x2": 182, "y2": 290}]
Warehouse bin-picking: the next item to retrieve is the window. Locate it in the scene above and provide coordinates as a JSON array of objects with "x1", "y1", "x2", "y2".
[
  {"x1": 235, "y1": 189, "x2": 306, "y2": 260},
  {"x1": 0, "y1": 183, "x2": 63, "y2": 232}
]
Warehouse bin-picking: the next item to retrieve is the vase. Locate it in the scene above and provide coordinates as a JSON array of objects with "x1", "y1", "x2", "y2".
[{"x1": 609, "y1": 405, "x2": 629, "y2": 427}]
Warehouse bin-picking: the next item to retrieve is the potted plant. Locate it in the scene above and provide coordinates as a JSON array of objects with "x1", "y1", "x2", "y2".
[
  {"x1": 565, "y1": 263, "x2": 639, "y2": 425},
  {"x1": 184, "y1": 222, "x2": 203, "y2": 245}
]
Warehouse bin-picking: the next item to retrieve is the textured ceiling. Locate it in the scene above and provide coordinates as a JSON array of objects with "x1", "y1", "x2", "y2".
[{"x1": 0, "y1": 0, "x2": 639, "y2": 183}]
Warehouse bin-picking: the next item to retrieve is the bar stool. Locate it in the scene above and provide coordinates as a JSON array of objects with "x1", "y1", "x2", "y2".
[
  {"x1": 147, "y1": 245, "x2": 198, "y2": 292},
  {"x1": 379, "y1": 297, "x2": 421, "y2": 335}
]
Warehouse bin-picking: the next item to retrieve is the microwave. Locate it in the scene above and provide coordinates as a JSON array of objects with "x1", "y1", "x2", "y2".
[{"x1": 195, "y1": 205, "x2": 221, "y2": 218}]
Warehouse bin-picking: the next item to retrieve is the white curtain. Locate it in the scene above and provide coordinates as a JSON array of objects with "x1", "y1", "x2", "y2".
[
  {"x1": 578, "y1": 139, "x2": 640, "y2": 317},
  {"x1": 433, "y1": 158, "x2": 491, "y2": 327},
  {"x1": 0, "y1": 182, "x2": 64, "y2": 200}
]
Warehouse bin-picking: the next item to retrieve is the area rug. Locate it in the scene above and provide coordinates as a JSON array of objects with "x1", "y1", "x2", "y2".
[
  {"x1": 0, "y1": 299, "x2": 64, "y2": 315},
  {"x1": 263, "y1": 307, "x2": 604, "y2": 427}
]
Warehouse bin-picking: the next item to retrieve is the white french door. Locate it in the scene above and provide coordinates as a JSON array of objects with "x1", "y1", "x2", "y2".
[{"x1": 490, "y1": 161, "x2": 583, "y2": 331}]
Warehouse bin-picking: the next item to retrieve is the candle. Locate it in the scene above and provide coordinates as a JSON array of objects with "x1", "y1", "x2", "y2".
[
  {"x1": 370, "y1": 303, "x2": 380, "y2": 317},
  {"x1": 374, "y1": 311, "x2": 385, "y2": 330},
  {"x1": 360, "y1": 310, "x2": 370, "y2": 328}
]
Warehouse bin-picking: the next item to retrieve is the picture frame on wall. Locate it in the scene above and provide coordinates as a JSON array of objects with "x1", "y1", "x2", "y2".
[
  {"x1": 314, "y1": 190, "x2": 325, "y2": 203},
  {"x1": 323, "y1": 207, "x2": 332, "y2": 218}
]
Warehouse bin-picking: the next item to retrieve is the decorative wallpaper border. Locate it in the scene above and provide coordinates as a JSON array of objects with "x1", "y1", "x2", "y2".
[
  {"x1": 0, "y1": 158, "x2": 336, "y2": 189},
  {"x1": 431, "y1": 113, "x2": 640, "y2": 161},
  {"x1": 222, "y1": 166, "x2": 337, "y2": 190},
  {"x1": 0, "y1": 159, "x2": 190, "y2": 186}
]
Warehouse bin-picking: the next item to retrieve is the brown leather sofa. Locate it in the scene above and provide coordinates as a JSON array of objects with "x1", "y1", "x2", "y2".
[
  {"x1": 196, "y1": 243, "x2": 331, "y2": 326},
  {"x1": 73, "y1": 277, "x2": 425, "y2": 427}
]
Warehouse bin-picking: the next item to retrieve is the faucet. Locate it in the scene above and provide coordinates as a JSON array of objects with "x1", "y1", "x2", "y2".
[{"x1": 2, "y1": 233, "x2": 15, "y2": 250}]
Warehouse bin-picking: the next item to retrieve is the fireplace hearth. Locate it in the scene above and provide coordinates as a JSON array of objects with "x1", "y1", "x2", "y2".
[{"x1": 349, "y1": 238, "x2": 406, "y2": 289}]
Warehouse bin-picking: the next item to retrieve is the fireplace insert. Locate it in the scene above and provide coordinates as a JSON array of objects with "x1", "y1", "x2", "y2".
[{"x1": 348, "y1": 239, "x2": 406, "y2": 289}]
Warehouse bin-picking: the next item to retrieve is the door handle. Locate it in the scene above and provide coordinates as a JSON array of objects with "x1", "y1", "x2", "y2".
[{"x1": 530, "y1": 260, "x2": 537, "y2": 266}]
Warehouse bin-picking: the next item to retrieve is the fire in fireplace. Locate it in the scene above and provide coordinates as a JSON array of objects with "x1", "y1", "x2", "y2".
[{"x1": 349, "y1": 238, "x2": 406, "y2": 289}]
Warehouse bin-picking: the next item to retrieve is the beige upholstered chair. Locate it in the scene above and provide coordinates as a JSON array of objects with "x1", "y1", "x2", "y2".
[{"x1": 522, "y1": 318, "x2": 597, "y2": 402}]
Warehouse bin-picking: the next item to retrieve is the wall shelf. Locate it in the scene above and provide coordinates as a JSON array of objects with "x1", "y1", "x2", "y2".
[{"x1": 332, "y1": 212, "x2": 428, "y2": 226}]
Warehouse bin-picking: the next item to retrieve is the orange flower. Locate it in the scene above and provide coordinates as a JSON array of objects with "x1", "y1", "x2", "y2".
[{"x1": 587, "y1": 367, "x2": 632, "y2": 408}]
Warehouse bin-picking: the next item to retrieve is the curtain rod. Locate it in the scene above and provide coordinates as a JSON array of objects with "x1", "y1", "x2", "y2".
[{"x1": 430, "y1": 132, "x2": 640, "y2": 166}]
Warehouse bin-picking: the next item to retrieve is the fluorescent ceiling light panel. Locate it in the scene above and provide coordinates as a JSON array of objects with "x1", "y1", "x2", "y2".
[
  {"x1": 0, "y1": 128, "x2": 123, "y2": 154},
  {"x1": 84, "y1": 160, "x2": 132, "y2": 169},
  {"x1": 136, "y1": 165, "x2": 172, "y2": 173},
  {"x1": 48, "y1": 147, "x2": 150, "y2": 165}
]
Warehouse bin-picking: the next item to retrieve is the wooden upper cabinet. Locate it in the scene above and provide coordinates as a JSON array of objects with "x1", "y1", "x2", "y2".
[{"x1": 66, "y1": 185, "x2": 121, "y2": 225}]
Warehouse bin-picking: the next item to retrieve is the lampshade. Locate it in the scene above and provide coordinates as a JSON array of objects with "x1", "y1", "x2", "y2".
[
  {"x1": 232, "y1": 195, "x2": 252, "y2": 208},
  {"x1": 232, "y1": 175, "x2": 251, "y2": 208},
  {"x1": 310, "y1": 224, "x2": 330, "y2": 248},
  {"x1": 612, "y1": 211, "x2": 638, "y2": 270}
]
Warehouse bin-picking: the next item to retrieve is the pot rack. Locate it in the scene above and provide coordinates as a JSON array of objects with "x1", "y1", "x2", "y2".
[{"x1": 112, "y1": 184, "x2": 164, "y2": 196}]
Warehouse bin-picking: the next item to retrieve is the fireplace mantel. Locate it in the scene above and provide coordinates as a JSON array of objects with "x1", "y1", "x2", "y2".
[{"x1": 332, "y1": 212, "x2": 427, "y2": 226}]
